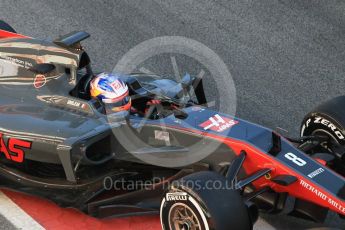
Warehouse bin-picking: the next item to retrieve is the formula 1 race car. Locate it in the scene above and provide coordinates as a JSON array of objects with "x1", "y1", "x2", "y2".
[{"x1": 0, "y1": 20, "x2": 344, "y2": 230}]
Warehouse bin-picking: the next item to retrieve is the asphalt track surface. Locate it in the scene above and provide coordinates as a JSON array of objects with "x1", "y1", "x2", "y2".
[{"x1": 1, "y1": 0, "x2": 345, "y2": 229}]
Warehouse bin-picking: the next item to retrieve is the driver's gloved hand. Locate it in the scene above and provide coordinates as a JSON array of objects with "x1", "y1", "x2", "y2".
[{"x1": 145, "y1": 99, "x2": 162, "y2": 119}]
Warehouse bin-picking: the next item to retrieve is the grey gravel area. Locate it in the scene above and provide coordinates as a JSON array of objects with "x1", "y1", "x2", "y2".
[{"x1": 0, "y1": 0, "x2": 345, "y2": 229}]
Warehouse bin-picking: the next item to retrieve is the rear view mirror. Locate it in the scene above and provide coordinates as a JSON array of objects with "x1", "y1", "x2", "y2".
[
  {"x1": 173, "y1": 109, "x2": 188, "y2": 120},
  {"x1": 29, "y1": 63, "x2": 55, "y2": 74}
]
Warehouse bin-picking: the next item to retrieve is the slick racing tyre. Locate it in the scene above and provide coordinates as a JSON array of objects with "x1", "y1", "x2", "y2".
[
  {"x1": 160, "y1": 171, "x2": 253, "y2": 230},
  {"x1": 301, "y1": 96, "x2": 345, "y2": 146},
  {"x1": 0, "y1": 20, "x2": 16, "y2": 33}
]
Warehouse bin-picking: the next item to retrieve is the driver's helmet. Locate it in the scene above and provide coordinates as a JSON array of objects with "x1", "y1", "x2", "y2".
[{"x1": 90, "y1": 73, "x2": 131, "y2": 114}]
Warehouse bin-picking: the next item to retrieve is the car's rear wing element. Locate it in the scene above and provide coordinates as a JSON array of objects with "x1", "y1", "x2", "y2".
[{"x1": 0, "y1": 29, "x2": 28, "y2": 39}]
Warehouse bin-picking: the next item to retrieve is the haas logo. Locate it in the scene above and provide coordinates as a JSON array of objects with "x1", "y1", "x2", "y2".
[
  {"x1": 200, "y1": 114, "x2": 238, "y2": 132},
  {"x1": 0, "y1": 133, "x2": 31, "y2": 163}
]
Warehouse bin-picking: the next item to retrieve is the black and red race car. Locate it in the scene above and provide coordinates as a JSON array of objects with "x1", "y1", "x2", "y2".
[{"x1": 0, "y1": 20, "x2": 344, "y2": 230}]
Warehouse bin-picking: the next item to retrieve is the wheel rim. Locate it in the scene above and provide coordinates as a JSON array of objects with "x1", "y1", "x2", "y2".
[
  {"x1": 168, "y1": 203, "x2": 201, "y2": 230},
  {"x1": 311, "y1": 129, "x2": 339, "y2": 153}
]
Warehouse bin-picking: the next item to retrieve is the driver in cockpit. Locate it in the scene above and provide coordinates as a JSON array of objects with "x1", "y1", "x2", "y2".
[
  {"x1": 90, "y1": 72, "x2": 162, "y2": 117},
  {"x1": 89, "y1": 72, "x2": 132, "y2": 115}
]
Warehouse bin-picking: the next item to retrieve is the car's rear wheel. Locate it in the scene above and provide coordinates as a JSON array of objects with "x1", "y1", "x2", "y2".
[
  {"x1": 160, "y1": 171, "x2": 253, "y2": 230},
  {"x1": 0, "y1": 20, "x2": 16, "y2": 33}
]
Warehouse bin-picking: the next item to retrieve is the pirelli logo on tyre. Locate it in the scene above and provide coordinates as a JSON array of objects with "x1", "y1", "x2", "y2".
[
  {"x1": 301, "y1": 116, "x2": 345, "y2": 140},
  {"x1": 166, "y1": 192, "x2": 188, "y2": 201}
]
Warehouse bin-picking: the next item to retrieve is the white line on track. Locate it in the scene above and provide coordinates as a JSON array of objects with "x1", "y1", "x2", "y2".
[
  {"x1": 0, "y1": 191, "x2": 44, "y2": 230},
  {"x1": 255, "y1": 218, "x2": 276, "y2": 230}
]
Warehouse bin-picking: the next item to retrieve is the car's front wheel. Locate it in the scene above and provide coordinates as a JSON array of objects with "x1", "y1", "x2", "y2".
[
  {"x1": 301, "y1": 96, "x2": 345, "y2": 147},
  {"x1": 301, "y1": 96, "x2": 345, "y2": 175},
  {"x1": 160, "y1": 171, "x2": 253, "y2": 230}
]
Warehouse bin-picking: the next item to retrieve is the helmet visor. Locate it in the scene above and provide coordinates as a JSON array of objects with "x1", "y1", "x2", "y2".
[{"x1": 104, "y1": 96, "x2": 131, "y2": 113}]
